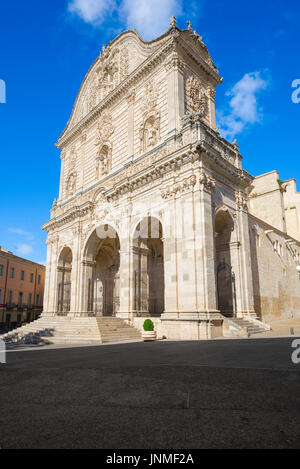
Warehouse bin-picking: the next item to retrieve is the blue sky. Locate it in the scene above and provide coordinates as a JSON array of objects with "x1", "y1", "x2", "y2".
[{"x1": 0, "y1": 0, "x2": 299, "y2": 264}]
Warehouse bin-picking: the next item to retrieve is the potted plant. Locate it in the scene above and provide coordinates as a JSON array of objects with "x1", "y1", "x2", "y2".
[{"x1": 142, "y1": 319, "x2": 157, "y2": 342}]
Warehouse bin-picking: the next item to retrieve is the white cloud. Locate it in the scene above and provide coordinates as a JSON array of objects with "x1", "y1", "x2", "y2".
[
  {"x1": 122, "y1": 0, "x2": 182, "y2": 40},
  {"x1": 8, "y1": 228, "x2": 34, "y2": 240},
  {"x1": 68, "y1": 0, "x2": 116, "y2": 24},
  {"x1": 67, "y1": 0, "x2": 182, "y2": 39},
  {"x1": 16, "y1": 244, "x2": 33, "y2": 256},
  {"x1": 217, "y1": 71, "x2": 269, "y2": 140}
]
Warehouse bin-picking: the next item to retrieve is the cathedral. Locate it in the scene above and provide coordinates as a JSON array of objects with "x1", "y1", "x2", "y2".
[{"x1": 6, "y1": 18, "x2": 300, "y2": 344}]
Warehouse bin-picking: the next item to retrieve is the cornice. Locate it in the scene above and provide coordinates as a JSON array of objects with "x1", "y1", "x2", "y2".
[
  {"x1": 42, "y1": 201, "x2": 93, "y2": 233},
  {"x1": 178, "y1": 35, "x2": 222, "y2": 86}
]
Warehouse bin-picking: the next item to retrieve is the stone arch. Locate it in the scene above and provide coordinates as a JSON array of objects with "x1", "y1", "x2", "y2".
[
  {"x1": 132, "y1": 216, "x2": 164, "y2": 316},
  {"x1": 214, "y1": 209, "x2": 236, "y2": 317},
  {"x1": 57, "y1": 247, "x2": 72, "y2": 314},
  {"x1": 82, "y1": 225, "x2": 120, "y2": 316}
]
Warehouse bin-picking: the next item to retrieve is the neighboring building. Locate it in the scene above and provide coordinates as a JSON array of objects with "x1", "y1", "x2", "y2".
[
  {"x1": 0, "y1": 247, "x2": 45, "y2": 331},
  {"x1": 5, "y1": 19, "x2": 300, "y2": 344}
]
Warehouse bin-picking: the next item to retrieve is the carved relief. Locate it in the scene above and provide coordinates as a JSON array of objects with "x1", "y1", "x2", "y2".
[
  {"x1": 120, "y1": 47, "x2": 129, "y2": 81},
  {"x1": 199, "y1": 169, "x2": 216, "y2": 193},
  {"x1": 186, "y1": 75, "x2": 209, "y2": 117},
  {"x1": 96, "y1": 110, "x2": 114, "y2": 146},
  {"x1": 96, "y1": 143, "x2": 112, "y2": 178},
  {"x1": 235, "y1": 190, "x2": 248, "y2": 211},
  {"x1": 95, "y1": 110, "x2": 114, "y2": 178},
  {"x1": 140, "y1": 82, "x2": 160, "y2": 152},
  {"x1": 65, "y1": 172, "x2": 77, "y2": 198},
  {"x1": 161, "y1": 175, "x2": 196, "y2": 199}
]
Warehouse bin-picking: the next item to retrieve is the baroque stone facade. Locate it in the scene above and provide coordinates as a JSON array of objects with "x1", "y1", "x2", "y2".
[{"x1": 41, "y1": 19, "x2": 300, "y2": 340}]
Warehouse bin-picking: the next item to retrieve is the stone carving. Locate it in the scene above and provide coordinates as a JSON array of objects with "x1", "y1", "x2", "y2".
[
  {"x1": 69, "y1": 146, "x2": 77, "y2": 167},
  {"x1": 161, "y1": 175, "x2": 196, "y2": 199},
  {"x1": 140, "y1": 82, "x2": 160, "y2": 152},
  {"x1": 94, "y1": 193, "x2": 111, "y2": 222},
  {"x1": 199, "y1": 169, "x2": 215, "y2": 193},
  {"x1": 235, "y1": 190, "x2": 248, "y2": 211},
  {"x1": 95, "y1": 111, "x2": 114, "y2": 178},
  {"x1": 186, "y1": 75, "x2": 209, "y2": 117},
  {"x1": 143, "y1": 82, "x2": 159, "y2": 114},
  {"x1": 96, "y1": 143, "x2": 112, "y2": 177},
  {"x1": 120, "y1": 47, "x2": 129, "y2": 81},
  {"x1": 165, "y1": 52, "x2": 185, "y2": 73},
  {"x1": 65, "y1": 172, "x2": 77, "y2": 198},
  {"x1": 170, "y1": 16, "x2": 177, "y2": 28},
  {"x1": 96, "y1": 110, "x2": 114, "y2": 147}
]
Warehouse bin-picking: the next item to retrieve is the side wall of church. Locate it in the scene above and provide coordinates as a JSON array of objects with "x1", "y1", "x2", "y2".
[{"x1": 249, "y1": 215, "x2": 300, "y2": 323}]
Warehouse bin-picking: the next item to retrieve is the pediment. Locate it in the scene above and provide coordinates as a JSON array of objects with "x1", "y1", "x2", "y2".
[{"x1": 60, "y1": 30, "x2": 168, "y2": 139}]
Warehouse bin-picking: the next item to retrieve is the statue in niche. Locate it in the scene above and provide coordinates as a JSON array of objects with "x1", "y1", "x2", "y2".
[
  {"x1": 96, "y1": 144, "x2": 111, "y2": 178},
  {"x1": 140, "y1": 113, "x2": 160, "y2": 152},
  {"x1": 65, "y1": 172, "x2": 77, "y2": 197}
]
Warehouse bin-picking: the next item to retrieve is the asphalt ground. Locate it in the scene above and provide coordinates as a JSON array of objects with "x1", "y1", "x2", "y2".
[{"x1": 1, "y1": 337, "x2": 300, "y2": 449}]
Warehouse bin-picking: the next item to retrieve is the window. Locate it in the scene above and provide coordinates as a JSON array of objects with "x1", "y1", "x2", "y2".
[
  {"x1": 21, "y1": 270, "x2": 25, "y2": 281},
  {"x1": 7, "y1": 290, "x2": 13, "y2": 306},
  {"x1": 36, "y1": 294, "x2": 40, "y2": 306},
  {"x1": 0, "y1": 288, "x2": 2, "y2": 303},
  {"x1": 18, "y1": 292, "x2": 23, "y2": 308},
  {"x1": 30, "y1": 272, "x2": 34, "y2": 283},
  {"x1": 28, "y1": 293, "x2": 32, "y2": 308},
  {"x1": 38, "y1": 274, "x2": 41, "y2": 285},
  {"x1": 10, "y1": 267, "x2": 15, "y2": 279},
  {"x1": 0, "y1": 264, "x2": 4, "y2": 276}
]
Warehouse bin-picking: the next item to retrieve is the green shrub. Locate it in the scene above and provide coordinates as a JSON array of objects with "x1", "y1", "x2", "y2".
[
  {"x1": 21, "y1": 322, "x2": 27, "y2": 327},
  {"x1": 143, "y1": 319, "x2": 154, "y2": 331}
]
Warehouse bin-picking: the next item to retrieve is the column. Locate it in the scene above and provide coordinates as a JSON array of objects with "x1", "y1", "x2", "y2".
[
  {"x1": 79, "y1": 132, "x2": 87, "y2": 189},
  {"x1": 58, "y1": 151, "x2": 66, "y2": 200},
  {"x1": 42, "y1": 237, "x2": 53, "y2": 314},
  {"x1": 194, "y1": 168, "x2": 219, "y2": 315},
  {"x1": 69, "y1": 225, "x2": 81, "y2": 315},
  {"x1": 78, "y1": 260, "x2": 95, "y2": 315},
  {"x1": 176, "y1": 189, "x2": 198, "y2": 316},
  {"x1": 46, "y1": 236, "x2": 60, "y2": 314},
  {"x1": 162, "y1": 197, "x2": 179, "y2": 318},
  {"x1": 166, "y1": 53, "x2": 185, "y2": 134},
  {"x1": 127, "y1": 90, "x2": 135, "y2": 158},
  {"x1": 235, "y1": 191, "x2": 255, "y2": 317},
  {"x1": 117, "y1": 236, "x2": 132, "y2": 321}
]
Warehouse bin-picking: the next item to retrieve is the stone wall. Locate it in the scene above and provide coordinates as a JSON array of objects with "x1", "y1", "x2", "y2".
[{"x1": 249, "y1": 214, "x2": 300, "y2": 323}]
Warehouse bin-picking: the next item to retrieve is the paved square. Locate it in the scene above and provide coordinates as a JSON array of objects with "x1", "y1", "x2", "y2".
[{"x1": 1, "y1": 338, "x2": 300, "y2": 448}]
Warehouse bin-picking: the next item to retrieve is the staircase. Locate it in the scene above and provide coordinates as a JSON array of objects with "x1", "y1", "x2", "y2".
[
  {"x1": 1, "y1": 315, "x2": 141, "y2": 347},
  {"x1": 224, "y1": 316, "x2": 271, "y2": 338},
  {"x1": 96, "y1": 317, "x2": 141, "y2": 343}
]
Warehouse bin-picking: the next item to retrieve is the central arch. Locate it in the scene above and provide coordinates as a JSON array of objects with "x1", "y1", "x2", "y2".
[
  {"x1": 83, "y1": 225, "x2": 120, "y2": 316},
  {"x1": 214, "y1": 209, "x2": 236, "y2": 317},
  {"x1": 57, "y1": 247, "x2": 72, "y2": 314},
  {"x1": 132, "y1": 216, "x2": 164, "y2": 317}
]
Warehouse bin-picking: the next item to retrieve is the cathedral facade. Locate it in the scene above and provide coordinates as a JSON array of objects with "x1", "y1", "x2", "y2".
[{"x1": 41, "y1": 18, "x2": 300, "y2": 340}]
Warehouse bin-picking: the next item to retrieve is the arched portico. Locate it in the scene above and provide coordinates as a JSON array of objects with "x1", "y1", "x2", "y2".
[
  {"x1": 57, "y1": 247, "x2": 72, "y2": 314},
  {"x1": 132, "y1": 216, "x2": 164, "y2": 317},
  {"x1": 82, "y1": 225, "x2": 120, "y2": 316},
  {"x1": 214, "y1": 209, "x2": 236, "y2": 317}
]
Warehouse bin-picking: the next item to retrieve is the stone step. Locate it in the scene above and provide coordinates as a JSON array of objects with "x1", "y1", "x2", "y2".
[{"x1": 2, "y1": 315, "x2": 142, "y2": 346}]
